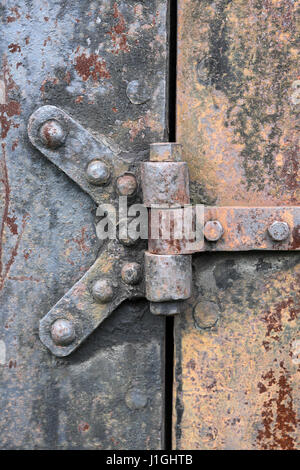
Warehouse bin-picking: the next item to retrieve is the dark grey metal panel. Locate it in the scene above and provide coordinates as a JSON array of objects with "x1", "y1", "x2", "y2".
[{"x1": 0, "y1": 0, "x2": 168, "y2": 449}]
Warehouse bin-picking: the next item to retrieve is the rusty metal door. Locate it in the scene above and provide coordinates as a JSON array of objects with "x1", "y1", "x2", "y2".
[
  {"x1": 173, "y1": 0, "x2": 300, "y2": 450},
  {"x1": 0, "y1": 0, "x2": 169, "y2": 449}
]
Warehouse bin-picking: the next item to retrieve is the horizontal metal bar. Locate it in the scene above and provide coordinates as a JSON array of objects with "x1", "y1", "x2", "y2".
[{"x1": 148, "y1": 206, "x2": 300, "y2": 254}]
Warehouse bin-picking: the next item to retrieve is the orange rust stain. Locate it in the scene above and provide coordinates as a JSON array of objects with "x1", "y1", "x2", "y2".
[
  {"x1": 75, "y1": 53, "x2": 110, "y2": 82},
  {"x1": 75, "y1": 95, "x2": 84, "y2": 104},
  {"x1": 64, "y1": 71, "x2": 71, "y2": 84},
  {"x1": 107, "y1": 2, "x2": 130, "y2": 54},
  {"x1": 8, "y1": 43, "x2": 21, "y2": 53}
]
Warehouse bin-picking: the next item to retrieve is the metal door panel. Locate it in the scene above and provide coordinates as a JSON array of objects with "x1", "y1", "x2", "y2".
[
  {"x1": 174, "y1": 0, "x2": 300, "y2": 450},
  {"x1": 0, "y1": 0, "x2": 168, "y2": 449}
]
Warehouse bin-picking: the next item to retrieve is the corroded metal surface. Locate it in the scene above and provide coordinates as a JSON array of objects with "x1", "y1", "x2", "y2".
[
  {"x1": 149, "y1": 206, "x2": 300, "y2": 254},
  {"x1": 141, "y1": 161, "x2": 190, "y2": 207},
  {"x1": 175, "y1": 0, "x2": 300, "y2": 450},
  {"x1": 0, "y1": 0, "x2": 168, "y2": 449},
  {"x1": 177, "y1": 0, "x2": 299, "y2": 207},
  {"x1": 28, "y1": 105, "x2": 132, "y2": 205},
  {"x1": 174, "y1": 253, "x2": 300, "y2": 450}
]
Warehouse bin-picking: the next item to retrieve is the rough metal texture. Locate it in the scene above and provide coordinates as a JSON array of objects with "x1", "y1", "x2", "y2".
[
  {"x1": 0, "y1": 0, "x2": 168, "y2": 449},
  {"x1": 175, "y1": 0, "x2": 300, "y2": 450}
]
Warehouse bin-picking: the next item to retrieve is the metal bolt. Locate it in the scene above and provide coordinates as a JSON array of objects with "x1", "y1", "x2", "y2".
[
  {"x1": 86, "y1": 160, "x2": 110, "y2": 186},
  {"x1": 268, "y1": 221, "x2": 290, "y2": 241},
  {"x1": 92, "y1": 279, "x2": 114, "y2": 303},
  {"x1": 116, "y1": 173, "x2": 137, "y2": 196},
  {"x1": 121, "y1": 262, "x2": 142, "y2": 285},
  {"x1": 51, "y1": 319, "x2": 76, "y2": 346},
  {"x1": 39, "y1": 120, "x2": 66, "y2": 149},
  {"x1": 126, "y1": 80, "x2": 151, "y2": 105},
  {"x1": 204, "y1": 220, "x2": 224, "y2": 242}
]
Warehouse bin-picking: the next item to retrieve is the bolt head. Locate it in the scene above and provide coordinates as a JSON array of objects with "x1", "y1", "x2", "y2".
[
  {"x1": 51, "y1": 319, "x2": 75, "y2": 346},
  {"x1": 39, "y1": 120, "x2": 66, "y2": 149},
  {"x1": 116, "y1": 173, "x2": 137, "y2": 196},
  {"x1": 204, "y1": 220, "x2": 224, "y2": 242},
  {"x1": 86, "y1": 160, "x2": 110, "y2": 186},
  {"x1": 268, "y1": 221, "x2": 290, "y2": 241},
  {"x1": 121, "y1": 262, "x2": 142, "y2": 285},
  {"x1": 92, "y1": 279, "x2": 114, "y2": 303}
]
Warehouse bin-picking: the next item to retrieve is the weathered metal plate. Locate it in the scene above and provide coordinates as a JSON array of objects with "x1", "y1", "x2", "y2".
[
  {"x1": 174, "y1": 252, "x2": 300, "y2": 450},
  {"x1": 175, "y1": 0, "x2": 300, "y2": 450},
  {"x1": 0, "y1": 0, "x2": 168, "y2": 449}
]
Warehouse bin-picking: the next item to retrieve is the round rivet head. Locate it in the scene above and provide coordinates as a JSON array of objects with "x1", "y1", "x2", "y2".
[
  {"x1": 51, "y1": 319, "x2": 76, "y2": 346},
  {"x1": 39, "y1": 120, "x2": 66, "y2": 149},
  {"x1": 116, "y1": 173, "x2": 137, "y2": 196},
  {"x1": 268, "y1": 221, "x2": 290, "y2": 241},
  {"x1": 204, "y1": 220, "x2": 224, "y2": 241},
  {"x1": 92, "y1": 279, "x2": 114, "y2": 303},
  {"x1": 121, "y1": 262, "x2": 142, "y2": 285},
  {"x1": 86, "y1": 160, "x2": 110, "y2": 186}
]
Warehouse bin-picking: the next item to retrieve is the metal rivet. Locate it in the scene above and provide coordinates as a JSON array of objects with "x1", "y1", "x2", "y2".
[
  {"x1": 193, "y1": 300, "x2": 219, "y2": 329},
  {"x1": 118, "y1": 231, "x2": 137, "y2": 246},
  {"x1": 204, "y1": 220, "x2": 224, "y2": 242},
  {"x1": 92, "y1": 279, "x2": 114, "y2": 303},
  {"x1": 116, "y1": 173, "x2": 137, "y2": 196},
  {"x1": 39, "y1": 120, "x2": 66, "y2": 149},
  {"x1": 86, "y1": 160, "x2": 110, "y2": 186},
  {"x1": 121, "y1": 262, "x2": 142, "y2": 285},
  {"x1": 268, "y1": 221, "x2": 290, "y2": 241},
  {"x1": 126, "y1": 80, "x2": 151, "y2": 105},
  {"x1": 125, "y1": 389, "x2": 148, "y2": 410},
  {"x1": 51, "y1": 319, "x2": 75, "y2": 346}
]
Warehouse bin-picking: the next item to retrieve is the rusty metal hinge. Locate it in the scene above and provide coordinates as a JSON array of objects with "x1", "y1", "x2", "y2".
[
  {"x1": 141, "y1": 142, "x2": 300, "y2": 316},
  {"x1": 28, "y1": 107, "x2": 300, "y2": 356}
]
